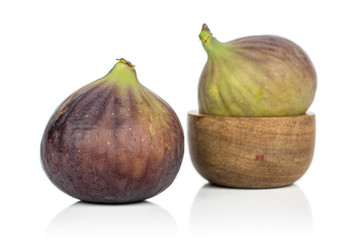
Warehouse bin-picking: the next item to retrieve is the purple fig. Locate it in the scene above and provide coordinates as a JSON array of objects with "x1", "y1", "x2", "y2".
[{"x1": 41, "y1": 59, "x2": 184, "y2": 203}]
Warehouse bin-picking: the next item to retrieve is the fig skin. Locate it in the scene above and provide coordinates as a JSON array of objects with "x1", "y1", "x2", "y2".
[
  {"x1": 41, "y1": 59, "x2": 184, "y2": 203},
  {"x1": 198, "y1": 24, "x2": 317, "y2": 117}
]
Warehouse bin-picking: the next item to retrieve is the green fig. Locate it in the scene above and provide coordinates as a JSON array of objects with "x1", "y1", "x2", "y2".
[
  {"x1": 41, "y1": 59, "x2": 184, "y2": 203},
  {"x1": 198, "y1": 24, "x2": 317, "y2": 117}
]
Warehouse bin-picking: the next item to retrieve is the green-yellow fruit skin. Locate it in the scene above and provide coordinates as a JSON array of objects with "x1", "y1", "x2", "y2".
[{"x1": 198, "y1": 25, "x2": 317, "y2": 117}]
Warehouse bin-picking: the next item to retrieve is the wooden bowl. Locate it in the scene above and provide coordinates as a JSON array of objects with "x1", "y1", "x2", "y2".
[{"x1": 188, "y1": 111, "x2": 315, "y2": 188}]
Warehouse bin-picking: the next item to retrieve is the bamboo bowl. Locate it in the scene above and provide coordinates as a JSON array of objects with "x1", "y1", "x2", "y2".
[{"x1": 188, "y1": 111, "x2": 315, "y2": 188}]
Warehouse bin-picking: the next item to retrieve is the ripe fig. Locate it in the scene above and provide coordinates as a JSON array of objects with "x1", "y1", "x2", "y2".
[
  {"x1": 41, "y1": 59, "x2": 184, "y2": 203},
  {"x1": 198, "y1": 24, "x2": 317, "y2": 117}
]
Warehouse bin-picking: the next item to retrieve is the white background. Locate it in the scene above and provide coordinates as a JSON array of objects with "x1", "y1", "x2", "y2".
[{"x1": 1, "y1": 0, "x2": 359, "y2": 239}]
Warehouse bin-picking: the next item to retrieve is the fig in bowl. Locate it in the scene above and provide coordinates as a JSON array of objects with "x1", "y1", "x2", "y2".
[
  {"x1": 188, "y1": 25, "x2": 317, "y2": 188},
  {"x1": 41, "y1": 59, "x2": 184, "y2": 203},
  {"x1": 198, "y1": 24, "x2": 316, "y2": 117}
]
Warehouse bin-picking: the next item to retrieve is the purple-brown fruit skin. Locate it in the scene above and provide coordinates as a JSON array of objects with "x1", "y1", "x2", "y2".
[{"x1": 41, "y1": 65, "x2": 184, "y2": 203}]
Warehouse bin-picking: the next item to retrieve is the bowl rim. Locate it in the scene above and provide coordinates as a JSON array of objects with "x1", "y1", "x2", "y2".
[{"x1": 188, "y1": 110, "x2": 315, "y2": 120}]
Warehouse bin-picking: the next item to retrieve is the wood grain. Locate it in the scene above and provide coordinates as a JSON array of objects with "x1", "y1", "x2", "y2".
[{"x1": 188, "y1": 111, "x2": 315, "y2": 188}]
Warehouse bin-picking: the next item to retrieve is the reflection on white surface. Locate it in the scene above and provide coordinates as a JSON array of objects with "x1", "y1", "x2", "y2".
[
  {"x1": 45, "y1": 201, "x2": 179, "y2": 240},
  {"x1": 189, "y1": 184, "x2": 313, "y2": 239}
]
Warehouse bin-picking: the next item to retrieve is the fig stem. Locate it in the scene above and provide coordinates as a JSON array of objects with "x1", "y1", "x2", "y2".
[
  {"x1": 201, "y1": 23, "x2": 210, "y2": 32},
  {"x1": 199, "y1": 24, "x2": 228, "y2": 56},
  {"x1": 105, "y1": 59, "x2": 139, "y2": 86},
  {"x1": 116, "y1": 58, "x2": 135, "y2": 68},
  {"x1": 199, "y1": 23, "x2": 212, "y2": 43}
]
